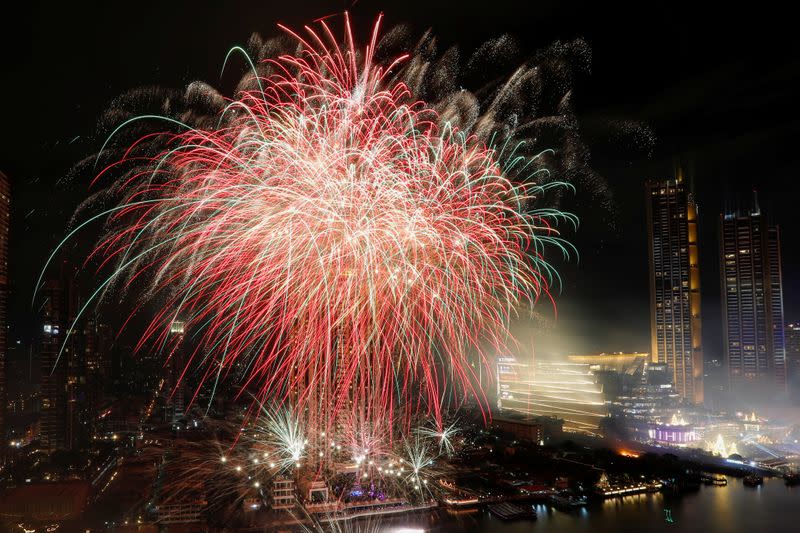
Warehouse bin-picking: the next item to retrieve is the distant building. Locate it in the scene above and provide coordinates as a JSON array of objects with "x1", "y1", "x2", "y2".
[
  {"x1": 567, "y1": 352, "x2": 649, "y2": 400},
  {"x1": 648, "y1": 413, "x2": 700, "y2": 446},
  {"x1": 165, "y1": 321, "x2": 186, "y2": 423},
  {"x1": 787, "y1": 323, "x2": 800, "y2": 403},
  {"x1": 491, "y1": 413, "x2": 563, "y2": 443},
  {"x1": 40, "y1": 279, "x2": 67, "y2": 451},
  {"x1": 592, "y1": 356, "x2": 680, "y2": 444},
  {"x1": 720, "y1": 197, "x2": 786, "y2": 399},
  {"x1": 0, "y1": 480, "x2": 90, "y2": 524},
  {"x1": 645, "y1": 176, "x2": 704, "y2": 404},
  {"x1": 613, "y1": 361, "x2": 679, "y2": 420},
  {"x1": 155, "y1": 499, "x2": 206, "y2": 524},
  {"x1": 566, "y1": 352, "x2": 650, "y2": 374},
  {"x1": 0, "y1": 171, "x2": 8, "y2": 446},
  {"x1": 40, "y1": 261, "x2": 89, "y2": 451},
  {"x1": 492, "y1": 415, "x2": 544, "y2": 443},
  {"x1": 85, "y1": 318, "x2": 113, "y2": 432},
  {"x1": 272, "y1": 476, "x2": 297, "y2": 510},
  {"x1": 496, "y1": 355, "x2": 606, "y2": 436}
]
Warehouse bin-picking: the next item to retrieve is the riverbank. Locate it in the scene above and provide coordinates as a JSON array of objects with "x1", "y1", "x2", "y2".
[{"x1": 378, "y1": 475, "x2": 799, "y2": 532}]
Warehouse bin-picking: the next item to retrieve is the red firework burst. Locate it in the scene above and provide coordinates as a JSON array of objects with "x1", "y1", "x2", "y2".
[{"x1": 50, "y1": 14, "x2": 573, "y2": 436}]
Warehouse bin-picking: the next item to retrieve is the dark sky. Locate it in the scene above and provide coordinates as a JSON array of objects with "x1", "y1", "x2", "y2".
[{"x1": 1, "y1": 0, "x2": 799, "y2": 357}]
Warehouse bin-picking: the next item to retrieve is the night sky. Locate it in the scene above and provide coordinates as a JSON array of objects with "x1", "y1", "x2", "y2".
[{"x1": 2, "y1": 0, "x2": 799, "y2": 359}]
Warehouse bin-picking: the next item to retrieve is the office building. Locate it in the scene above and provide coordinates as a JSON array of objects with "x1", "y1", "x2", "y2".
[
  {"x1": 166, "y1": 321, "x2": 186, "y2": 423},
  {"x1": 645, "y1": 177, "x2": 704, "y2": 404},
  {"x1": 720, "y1": 199, "x2": 786, "y2": 398},
  {"x1": 40, "y1": 261, "x2": 87, "y2": 451},
  {"x1": 40, "y1": 279, "x2": 67, "y2": 451},
  {"x1": 787, "y1": 323, "x2": 800, "y2": 402}
]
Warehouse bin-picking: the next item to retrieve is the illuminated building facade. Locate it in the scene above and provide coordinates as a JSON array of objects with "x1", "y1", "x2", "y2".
[
  {"x1": 271, "y1": 477, "x2": 297, "y2": 509},
  {"x1": 648, "y1": 414, "x2": 699, "y2": 446},
  {"x1": 649, "y1": 424, "x2": 699, "y2": 445},
  {"x1": 607, "y1": 361, "x2": 678, "y2": 416},
  {"x1": 645, "y1": 177, "x2": 704, "y2": 404},
  {"x1": 566, "y1": 352, "x2": 649, "y2": 374},
  {"x1": 566, "y1": 352, "x2": 650, "y2": 402},
  {"x1": 787, "y1": 323, "x2": 800, "y2": 402},
  {"x1": 720, "y1": 200, "x2": 786, "y2": 397},
  {"x1": 166, "y1": 321, "x2": 186, "y2": 422},
  {"x1": 496, "y1": 355, "x2": 607, "y2": 435},
  {"x1": 0, "y1": 171, "x2": 7, "y2": 445}
]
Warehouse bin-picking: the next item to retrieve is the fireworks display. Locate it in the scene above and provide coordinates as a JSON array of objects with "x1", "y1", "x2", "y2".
[
  {"x1": 12, "y1": 4, "x2": 793, "y2": 533},
  {"x1": 154, "y1": 414, "x2": 456, "y2": 526},
  {"x1": 43, "y1": 14, "x2": 580, "y2": 457}
]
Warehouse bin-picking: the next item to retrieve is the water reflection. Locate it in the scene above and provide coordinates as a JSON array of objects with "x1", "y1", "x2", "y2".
[{"x1": 387, "y1": 476, "x2": 798, "y2": 532}]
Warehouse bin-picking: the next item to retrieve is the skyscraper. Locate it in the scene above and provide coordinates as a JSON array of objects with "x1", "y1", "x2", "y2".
[
  {"x1": 165, "y1": 321, "x2": 186, "y2": 423},
  {"x1": 40, "y1": 261, "x2": 84, "y2": 451},
  {"x1": 787, "y1": 323, "x2": 800, "y2": 403},
  {"x1": 645, "y1": 177, "x2": 704, "y2": 404},
  {"x1": 40, "y1": 279, "x2": 66, "y2": 451},
  {"x1": 0, "y1": 171, "x2": 9, "y2": 445},
  {"x1": 720, "y1": 198, "x2": 786, "y2": 399}
]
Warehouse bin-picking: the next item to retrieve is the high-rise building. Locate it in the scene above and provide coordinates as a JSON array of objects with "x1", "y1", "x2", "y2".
[
  {"x1": 645, "y1": 177, "x2": 704, "y2": 404},
  {"x1": 40, "y1": 279, "x2": 67, "y2": 451},
  {"x1": 0, "y1": 171, "x2": 9, "y2": 446},
  {"x1": 85, "y1": 317, "x2": 113, "y2": 431},
  {"x1": 720, "y1": 199, "x2": 786, "y2": 399},
  {"x1": 40, "y1": 261, "x2": 86, "y2": 451},
  {"x1": 787, "y1": 323, "x2": 800, "y2": 403},
  {"x1": 165, "y1": 321, "x2": 186, "y2": 423}
]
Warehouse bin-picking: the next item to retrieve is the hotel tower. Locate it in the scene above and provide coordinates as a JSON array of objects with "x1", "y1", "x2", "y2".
[{"x1": 645, "y1": 175, "x2": 704, "y2": 404}]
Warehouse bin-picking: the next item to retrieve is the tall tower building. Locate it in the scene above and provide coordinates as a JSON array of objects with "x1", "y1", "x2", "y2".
[
  {"x1": 40, "y1": 261, "x2": 85, "y2": 451},
  {"x1": 0, "y1": 171, "x2": 9, "y2": 445},
  {"x1": 787, "y1": 323, "x2": 800, "y2": 403},
  {"x1": 166, "y1": 321, "x2": 186, "y2": 423},
  {"x1": 645, "y1": 177, "x2": 704, "y2": 404},
  {"x1": 720, "y1": 198, "x2": 786, "y2": 398},
  {"x1": 40, "y1": 279, "x2": 66, "y2": 451}
]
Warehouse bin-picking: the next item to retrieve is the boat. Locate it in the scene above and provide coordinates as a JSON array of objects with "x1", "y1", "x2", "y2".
[
  {"x1": 487, "y1": 502, "x2": 536, "y2": 520},
  {"x1": 443, "y1": 494, "x2": 481, "y2": 507},
  {"x1": 785, "y1": 473, "x2": 800, "y2": 486},
  {"x1": 548, "y1": 493, "x2": 587, "y2": 509},
  {"x1": 743, "y1": 475, "x2": 763, "y2": 487},
  {"x1": 700, "y1": 474, "x2": 727, "y2": 486},
  {"x1": 596, "y1": 481, "x2": 662, "y2": 497}
]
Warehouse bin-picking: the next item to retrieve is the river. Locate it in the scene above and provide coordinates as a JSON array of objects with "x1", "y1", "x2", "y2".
[{"x1": 383, "y1": 476, "x2": 799, "y2": 532}]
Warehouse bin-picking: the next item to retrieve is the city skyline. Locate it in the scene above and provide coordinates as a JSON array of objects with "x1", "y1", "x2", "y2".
[
  {"x1": 2, "y1": 3, "x2": 800, "y2": 532},
  {"x1": 1, "y1": 4, "x2": 799, "y2": 458},
  {"x1": 1, "y1": 2, "x2": 799, "y2": 357}
]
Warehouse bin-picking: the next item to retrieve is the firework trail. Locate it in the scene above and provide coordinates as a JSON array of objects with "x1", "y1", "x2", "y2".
[
  {"x1": 416, "y1": 419, "x2": 461, "y2": 456},
  {"x1": 156, "y1": 416, "x2": 450, "y2": 524},
  {"x1": 44, "y1": 14, "x2": 583, "y2": 439},
  {"x1": 256, "y1": 405, "x2": 307, "y2": 470}
]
